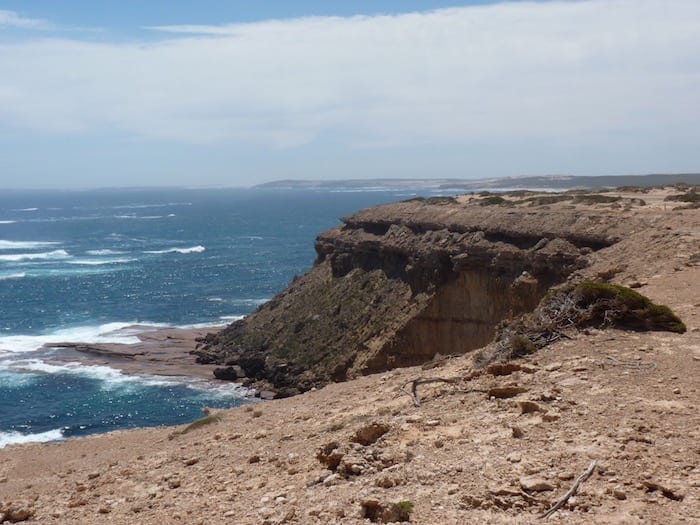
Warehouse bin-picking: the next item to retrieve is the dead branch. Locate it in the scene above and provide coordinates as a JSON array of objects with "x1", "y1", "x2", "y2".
[
  {"x1": 539, "y1": 460, "x2": 597, "y2": 519},
  {"x1": 600, "y1": 355, "x2": 656, "y2": 371},
  {"x1": 400, "y1": 377, "x2": 460, "y2": 407}
]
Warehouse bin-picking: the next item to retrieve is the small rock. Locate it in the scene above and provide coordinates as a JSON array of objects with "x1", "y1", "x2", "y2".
[
  {"x1": 183, "y1": 457, "x2": 199, "y2": 466},
  {"x1": 323, "y1": 473, "x2": 342, "y2": 487},
  {"x1": 5, "y1": 506, "x2": 34, "y2": 522},
  {"x1": 425, "y1": 419, "x2": 440, "y2": 426},
  {"x1": 506, "y1": 452, "x2": 522, "y2": 463},
  {"x1": 520, "y1": 476, "x2": 555, "y2": 492},
  {"x1": 97, "y1": 506, "x2": 111, "y2": 514},
  {"x1": 511, "y1": 426, "x2": 524, "y2": 438},
  {"x1": 545, "y1": 362, "x2": 562, "y2": 372},
  {"x1": 168, "y1": 479, "x2": 181, "y2": 489},
  {"x1": 673, "y1": 388, "x2": 681, "y2": 395},
  {"x1": 248, "y1": 455, "x2": 261, "y2": 464},
  {"x1": 351, "y1": 422, "x2": 391, "y2": 445},
  {"x1": 486, "y1": 363, "x2": 523, "y2": 376},
  {"x1": 87, "y1": 472, "x2": 100, "y2": 480},
  {"x1": 518, "y1": 400, "x2": 541, "y2": 414},
  {"x1": 541, "y1": 412, "x2": 561, "y2": 422},
  {"x1": 488, "y1": 386, "x2": 528, "y2": 399},
  {"x1": 613, "y1": 489, "x2": 627, "y2": 500}
]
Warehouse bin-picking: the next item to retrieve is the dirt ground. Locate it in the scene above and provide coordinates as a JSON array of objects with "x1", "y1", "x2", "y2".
[{"x1": 0, "y1": 188, "x2": 698, "y2": 524}]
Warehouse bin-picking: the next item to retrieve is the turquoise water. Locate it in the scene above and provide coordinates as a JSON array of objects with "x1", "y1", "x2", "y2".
[{"x1": 0, "y1": 187, "x2": 440, "y2": 446}]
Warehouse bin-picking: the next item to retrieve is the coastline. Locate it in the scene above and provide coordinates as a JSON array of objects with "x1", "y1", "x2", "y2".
[{"x1": 0, "y1": 186, "x2": 697, "y2": 523}]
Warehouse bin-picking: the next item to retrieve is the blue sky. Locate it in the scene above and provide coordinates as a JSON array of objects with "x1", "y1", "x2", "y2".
[{"x1": 0, "y1": 0, "x2": 699, "y2": 188}]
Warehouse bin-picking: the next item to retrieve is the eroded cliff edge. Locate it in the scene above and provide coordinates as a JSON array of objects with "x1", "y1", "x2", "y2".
[{"x1": 195, "y1": 191, "x2": 668, "y2": 397}]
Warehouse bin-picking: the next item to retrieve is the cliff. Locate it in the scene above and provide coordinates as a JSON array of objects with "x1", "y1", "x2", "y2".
[{"x1": 194, "y1": 190, "x2": 676, "y2": 397}]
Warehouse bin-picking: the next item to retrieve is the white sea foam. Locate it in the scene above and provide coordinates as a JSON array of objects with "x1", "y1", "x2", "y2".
[
  {"x1": 219, "y1": 315, "x2": 245, "y2": 322},
  {"x1": 0, "y1": 249, "x2": 70, "y2": 262},
  {"x1": 0, "y1": 220, "x2": 16, "y2": 224},
  {"x1": 85, "y1": 249, "x2": 126, "y2": 256},
  {"x1": 0, "y1": 272, "x2": 26, "y2": 280},
  {"x1": 0, "y1": 239, "x2": 60, "y2": 249},
  {"x1": 114, "y1": 215, "x2": 163, "y2": 220},
  {"x1": 0, "y1": 428, "x2": 65, "y2": 448},
  {"x1": 67, "y1": 258, "x2": 137, "y2": 266},
  {"x1": 13, "y1": 207, "x2": 38, "y2": 212},
  {"x1": 144, "y1": 245, "x2": 205, "y2": 255},
  {"x1": 0, "y1": 322, "x2": 144, "y2": 354}
]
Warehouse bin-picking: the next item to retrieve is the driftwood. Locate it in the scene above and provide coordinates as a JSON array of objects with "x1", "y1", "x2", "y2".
[{"x1": 539, "y1": 460, "x2": 597, "y2": 519}]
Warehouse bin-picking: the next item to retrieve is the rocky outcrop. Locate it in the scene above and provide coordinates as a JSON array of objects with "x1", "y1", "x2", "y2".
[{"x1": 195, "y1": 194, "x2": 651, "y2": 396}]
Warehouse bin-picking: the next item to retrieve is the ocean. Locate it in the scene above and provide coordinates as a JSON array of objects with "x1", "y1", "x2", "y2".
[{"x1": 0, "y1": 186, "x2": 446, "y2": 448}]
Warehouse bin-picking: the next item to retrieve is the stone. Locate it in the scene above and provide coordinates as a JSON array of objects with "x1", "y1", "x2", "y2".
[
  {"x1": 613, "y1": 489, "x2": 627, "y2": 500},
  {"x1": 352, "y1": 422, "x2": 390, "y2": 445},
  {"x1": 506, "y1": 452, "x2": 522, "y2": 463},
  {"x1": 486, "y1": 363, "x2": 523, "y2": 376},
  {"x1": 488, "y1": 386, "x2": 528, "y2": 399},
  {"x1": 213, "y1": 365, "x2": 246, "y2": 380},
  {"x1": 520, "y1": 476, "x2": 555, "y2": 492},
  {"x1": 518, "y1": 400, "x2": 541, "y2": 414}
]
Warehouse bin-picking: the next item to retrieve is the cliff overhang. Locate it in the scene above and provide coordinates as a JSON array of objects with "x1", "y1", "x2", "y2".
[{"x1": 194, "y1": 190, "x2": 680, "y2": 397}]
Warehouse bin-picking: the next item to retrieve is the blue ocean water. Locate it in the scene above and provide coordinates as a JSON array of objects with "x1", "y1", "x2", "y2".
[{"x1": 0, "y1": 187, "x2": 442, "y2": 447}]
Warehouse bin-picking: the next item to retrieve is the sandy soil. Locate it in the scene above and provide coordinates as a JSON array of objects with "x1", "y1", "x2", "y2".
[{"x1": 1, "y1": 188, "x2": 698, "y2": 524}]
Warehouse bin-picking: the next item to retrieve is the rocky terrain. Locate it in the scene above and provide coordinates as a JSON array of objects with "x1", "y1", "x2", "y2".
[
  {"x1": 0, "y1": 186, "x2": 698, "y2": 524},
  {"x1": 195, "y1": 186, "x2": 694, "y2": 398}
]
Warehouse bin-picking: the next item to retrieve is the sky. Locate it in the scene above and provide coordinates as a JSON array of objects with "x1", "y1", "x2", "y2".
[{"x1": 0, "y1": 0, "x2": 698, "y2": 189}]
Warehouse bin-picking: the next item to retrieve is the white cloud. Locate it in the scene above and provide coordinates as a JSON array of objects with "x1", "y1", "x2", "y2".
[
  {"x1": 0, "y1": 9, "x2": 51, "y2": 29},
  {"x1": 0, "y1": 0, "x2": 698, "y2": 152}
]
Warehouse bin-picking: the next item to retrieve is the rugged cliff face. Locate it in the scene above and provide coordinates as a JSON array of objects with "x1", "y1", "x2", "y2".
[{"x1": 195, "y1": 193, "x2": 651, "y2": 396}]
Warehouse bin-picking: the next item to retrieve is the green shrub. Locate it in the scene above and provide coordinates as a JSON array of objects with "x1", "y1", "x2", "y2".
[{"x1": 479, "y1": 195, "x2": 506, "y2": 206}]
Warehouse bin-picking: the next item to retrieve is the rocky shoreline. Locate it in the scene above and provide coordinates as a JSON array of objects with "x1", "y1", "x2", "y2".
[{"x1": 41, "y1": 325, "x2": 226, "y2": 380}]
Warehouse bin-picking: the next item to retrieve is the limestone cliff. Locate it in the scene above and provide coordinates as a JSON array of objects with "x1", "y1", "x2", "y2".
[{"x1": 195, "y1": 192, "x2": 653, "y2": 396}]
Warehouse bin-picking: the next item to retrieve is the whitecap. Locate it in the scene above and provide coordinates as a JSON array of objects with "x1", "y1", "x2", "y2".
[
  {"x1": 0, "y1": 272, "x2": 25, "y2": 281},
  {"x1": 144, "y1": 245, "x2": 205, "y2": 255},
  {"x1": 0, "y1": 249, "x2": 70, "y2": 262},
  {"x1": 219, "y1": 315, "x2": 245, "y2": 322},
  {"x1": 13, "y1": 207, "x2": 38, "y2": 212},
  {"x1": 0, "y1": 240, "x2": 60, "y2": 249},
  {"x1": 0, "y1": 220, "x2": 16, "y2": 224},
  {"x1": 67, "y1": 258, "x2": 137, "y2": 266},
  {"x1": 85, "y1": 249, "x2": 125, "y2": 256},
  {"x1": 114, "y1": 215, "x2": 163, "y2": 220},
  {"x1": 0, "y1": 428, "x2": 65, "y2": 448}
]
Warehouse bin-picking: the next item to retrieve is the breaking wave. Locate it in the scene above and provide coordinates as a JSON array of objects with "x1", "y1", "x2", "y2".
[
  {"x1": 0, "y1": 428, "x2": 65, "y2": 448},
  {"x1": 0, "y1": 272, "x2": 26, "y2": 281},
  {"x1": 144, "y1": 245, "x2": 205, "y2": 255},
  {"x1": 67, "y1": 258, "x2": 137, "y2": 266},
  {"x1": 0, "y1": 240, "x2": 61, "y2": 249},
  {"x1": 0, "y1": 249, "x2": 70, "y2": 262}
]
